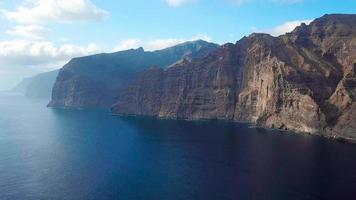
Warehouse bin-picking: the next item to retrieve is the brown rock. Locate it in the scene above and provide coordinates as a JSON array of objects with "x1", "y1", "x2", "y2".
[{"x1": 112, "y1": 14, "x2": 356, "y2": 141}]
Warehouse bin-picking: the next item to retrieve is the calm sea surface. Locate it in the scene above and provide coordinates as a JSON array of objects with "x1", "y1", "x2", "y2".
[{"x1": 1, "y1": 93, "x2": 356, "y2": 200}]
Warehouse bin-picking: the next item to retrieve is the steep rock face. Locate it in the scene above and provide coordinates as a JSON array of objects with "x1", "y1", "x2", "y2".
[
  {"x1": 48, "y1": 40, "x2": 219, "y2": 109},
  {"x1": 112, "y1": 14, "x2": 356, "y2": 141},
  {"x1": 12, "y1": 70, "x2": 59, "y2": 99}
]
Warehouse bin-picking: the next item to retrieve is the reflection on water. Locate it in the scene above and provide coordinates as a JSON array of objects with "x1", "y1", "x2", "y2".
[{"x1": 0, "y1": 94, "x2": 356, "y2": 200}]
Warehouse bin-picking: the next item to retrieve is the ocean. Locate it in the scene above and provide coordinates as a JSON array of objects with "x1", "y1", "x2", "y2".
[{"x1": 0, "y1": 93, "x2": 356, "y2": 200}]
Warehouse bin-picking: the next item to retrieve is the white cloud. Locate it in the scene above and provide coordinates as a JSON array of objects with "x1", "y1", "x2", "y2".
[
  {"x1": 113, "y1": 38, "x2": 183, "y2": 52},
  {"x1": 146, "y1": 38, "x2": 186, "y2": 50},
  {"x1": 0, "y1": 39, "x2": 101, "y2": 90},
  {"x1": 6, "y1": 25, "x2": 50, "y2": 40},
  {"x1": 0, "y1": 40, "x2": 101, "y2": 67},
  {"x1": 1, "y1": 0, "x2": 109, "y2": 24},
  {"x1": 267, "y1": 19, "x2": 312, "y2": 36},
  {"x1": 113, "y1": 39, "x2": 142, "y2": 52},
  {"x1": 232, "y1": 0, "x2": 303, "y2": 5},
  {"x1": 166, "y1": 0, "x2": 196, "y2": 7},
  {"x1": 191, "y1": 33, "x2": 212, "y2": 42},
  {"x1": 113, "y1": 34, "x2": 212, "y2": 52},
  {"x1": 165, "y1": 0, "x2": 304, "y2": 7}
]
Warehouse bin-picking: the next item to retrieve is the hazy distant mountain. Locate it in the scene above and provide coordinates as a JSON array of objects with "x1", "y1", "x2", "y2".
[
  {"x1": 12, "y1": 77, "x2": 32, "y2": 94},
  {"x1": 112, "y1": 14, "x2": 356, "y2": 142},
  {"x1": 48, "y1": 40, "x2": 219, "y2": 109},
  {"x1": 12, "y1": 70, "x2": 59, "y2": 99}
]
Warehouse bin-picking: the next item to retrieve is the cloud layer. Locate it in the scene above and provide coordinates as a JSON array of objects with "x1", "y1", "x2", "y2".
[
  {"x1": 6, "y1": 25, "x2": 50, "y2": 40},
  {"x1": 167, "y1": 0, "x2": 304, "y2": 7},
  {"x1": 232, "y1": 0, "x2": 304, "y2": 5},
  {"x1": 0, "y1": 39, "x2": 101, "y2": 90},
  {"x1": 113, "y1": 34, "x2": 212, "y2": 51},
  {"x1": 2, "y1": 0, "x2": 109, "y2": 24},
  {"x1": 0, "y1": 0, "x2": 109, "y2": 89},
  {"x1": 0, "y1": 40, "x2": 100, "y2": 67}
]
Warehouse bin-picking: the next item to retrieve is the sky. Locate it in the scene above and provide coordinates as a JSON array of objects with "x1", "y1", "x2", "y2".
[{"x1": 0, "y1": 0, "x2": 355, "y2": 90}]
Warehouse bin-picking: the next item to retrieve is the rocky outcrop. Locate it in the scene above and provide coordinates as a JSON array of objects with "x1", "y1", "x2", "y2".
[
  {"x1": 12, "y1": 70, "x2": 59, "y2": 99},
  {"x1": 48, "y1": 40, "x2": 219, "y2": 109},
  {"x1": 112, "y1": 14, "x2": 356, "y2": 141}
]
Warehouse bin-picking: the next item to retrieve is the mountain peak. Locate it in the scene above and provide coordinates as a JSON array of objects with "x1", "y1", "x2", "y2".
[
  {"x1": 311, "y1": 13, "x2": 356, "y2": 27},
  {"x1": 162, "y1": 39, "x2": 219, "y2": 51},
  {"x1": 319, "y1": 13, "x2": 356, "y2": 20},
  {"x1": 136, "y1": 47, "x2": 145, "y2": 52},
  {"x1": 286, "y1": 13, "x2": 356, "y2": 43}
]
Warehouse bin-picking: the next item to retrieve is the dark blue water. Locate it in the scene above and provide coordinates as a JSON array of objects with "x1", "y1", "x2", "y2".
[{"x1": 1, "y1": 94, "x2": 356, "y2": 200}]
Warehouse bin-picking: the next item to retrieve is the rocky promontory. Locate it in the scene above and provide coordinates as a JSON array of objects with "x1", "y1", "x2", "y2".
[
  {"x1": 112, "y1": 14, "x2": 356, "y2": 141},
  {"x1": 48, "y1": 40, "x2": 219, "y2": 108}
]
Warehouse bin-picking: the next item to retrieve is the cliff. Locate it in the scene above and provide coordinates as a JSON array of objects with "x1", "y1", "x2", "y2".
[
  {"x1": 112, "y1": 14, "x2": 356, "y2": 141},
  {"x1": 48, "y1": 40, "x2": 219, "y2": 108},
  {"x1": 12, "y1": 70, "x2": 59, "y2": 99}
]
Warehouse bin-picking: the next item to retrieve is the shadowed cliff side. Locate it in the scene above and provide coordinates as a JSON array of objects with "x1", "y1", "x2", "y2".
[
  {"x1": 12, "y1": 70, "x2": 59, "y2": 99},
  {"x1": 48, "y1": 40, "x2": 219, "y2": 109}
]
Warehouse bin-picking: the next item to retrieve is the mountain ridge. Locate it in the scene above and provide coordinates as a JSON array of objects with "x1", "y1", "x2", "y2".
[
  {"x1": 12, "y1": 70, "x2": 59, "y2": 99},
  {"x1": 48, "y1": 40, "x2": 219, "y2": 108}
]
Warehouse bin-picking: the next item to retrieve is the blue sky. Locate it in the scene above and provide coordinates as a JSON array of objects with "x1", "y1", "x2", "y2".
[{"x1": 0, "y1": 0, "x2": 355, "y2": 90}]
